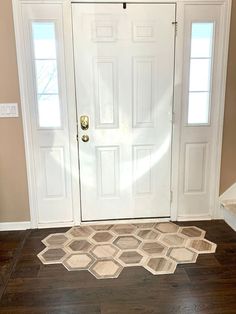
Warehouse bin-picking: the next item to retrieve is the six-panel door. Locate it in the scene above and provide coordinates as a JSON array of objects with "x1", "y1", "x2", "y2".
[{"x1": 73, "y1": 3, "x2": 176, "y2": 221}]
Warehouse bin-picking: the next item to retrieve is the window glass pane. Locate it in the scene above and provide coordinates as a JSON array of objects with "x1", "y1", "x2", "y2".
[
  {"x1": 38, "y1": 95, "x2": 61, "y2": 128},
  {"x1": 187, "y1": 22, "x2": 214, "y2": 125},
  {"x1": 35, "y1": 60, "x2": 58, "y2": 94},
  {"x1": 191, "y1": 23, "x2": 214, "y2": 58},
  {"x1": 32, "y1": 22, "x2": 57, "y2": 59},
  {"x1": 189, "y1": 59, "x2": 211, "y2": 92},
  {"x1": 32, "y1": 22, "x2": 61, "y2": 128},
  {"x1": 188, "y1": 92, "x2": 210, "y2": 124}
]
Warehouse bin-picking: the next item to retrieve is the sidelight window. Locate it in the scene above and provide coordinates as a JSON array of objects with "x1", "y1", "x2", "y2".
[
  {"x1": 32, "y1": 22, "x2": 61, "y2": 128},
  {"x1": 187, "y1": 22, "x2": 214, "y2": 125}
]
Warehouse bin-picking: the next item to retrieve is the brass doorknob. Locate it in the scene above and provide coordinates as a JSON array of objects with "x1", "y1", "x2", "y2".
[
  {"x1": 80, "y1": 115, "x2": 89, "y2": 130},
  {"x1": 81, "y1": 134, "x2": 89, "y2": 142}
]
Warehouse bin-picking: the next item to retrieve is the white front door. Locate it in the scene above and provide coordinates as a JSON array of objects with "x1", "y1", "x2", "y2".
[{"x1": 73, "y1": 3, "x2": 176, "y2": 221}]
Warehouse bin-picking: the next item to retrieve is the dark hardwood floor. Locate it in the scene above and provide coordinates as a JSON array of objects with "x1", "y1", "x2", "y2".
[{"x1": 0, "y1": 220, "x2": 236, "y2": 313}]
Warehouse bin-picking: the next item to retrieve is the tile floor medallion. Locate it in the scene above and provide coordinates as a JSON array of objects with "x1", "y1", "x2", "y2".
[{"x1": 38, "y1": 222, "x2": 217, "y2": 279}]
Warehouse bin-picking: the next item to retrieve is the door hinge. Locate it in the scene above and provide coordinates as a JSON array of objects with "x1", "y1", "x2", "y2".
[
  {"x1": 76, "y1": 134, "x2": 79, "y2": 142},
  {"x1": 172, "y1": 21, "x2": 178, "y2": 36},
  {"x1": 170, "y1": 190, "x2": 173, "y2": 203}
]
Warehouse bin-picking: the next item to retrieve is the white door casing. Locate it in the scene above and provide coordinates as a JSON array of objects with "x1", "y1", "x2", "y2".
[{"x1": 73, "y1": 3, "x2": 176, "y2": 221}]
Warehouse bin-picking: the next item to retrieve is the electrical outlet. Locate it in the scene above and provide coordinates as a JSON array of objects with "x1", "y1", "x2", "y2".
[{"x1": 0, "y1": 103, "x2": 19, "y2": 118}]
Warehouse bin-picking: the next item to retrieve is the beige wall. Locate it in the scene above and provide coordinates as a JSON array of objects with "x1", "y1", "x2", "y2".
[
  {"x1": 220, "y1": 0, "x2": 236, "y2": 194},
  {"x1": 0, "y1": 1, "x2": 235, "y2": 222},
  {"x1": 0, "y1": 0, "x2": 30, "y2": 222}
]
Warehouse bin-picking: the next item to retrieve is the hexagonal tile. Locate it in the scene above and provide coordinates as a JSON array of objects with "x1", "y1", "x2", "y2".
[
  {"x1": 159, "y1": 233, "x2": 187, "y2": 248},
  {"x1": 38, "y1": 247, "x2": 69, "y2": 264},
  {"x1": 134, "y1": 223, "x2": 155, "y2": 228},
  {"x1": 136, "y1": 229, "x2": 160, "y2": 241},
  {"x1": 91, "y1": 225, "x2": 113, "y2": 231},
  {"x1": 168, "y1": 247, "x2": 198, "y2": 264},
  {"x1": 42, "y1": 233, "x2": 70, "y2": 247},
  {"x1": 90, "y1": 244, "x2": 119, "y2": 259},
  {"x1": 186, "y1": 239, "x2": 217, "y2": 254},
  {"x1": 66, "y1": 226, "x2": 94, "y2": 238},
  {"x1": 140, "y1": 241, "x2": 168, "y2": 256},
  {"x1": 144, "y1": 256, "x2": 177, "y2": 275},
  {"x1": 91, "y1": 231, "x2": 114, "y2": 243},
  {"x1": 111, "y1": 224, "x2": 137, "y2": 235},
  {"x1": 113, "y1": 235, "x2": 141, "y2": 250},
  {"x1": 116, "y1": 250, "x2": 146, "y2": 267},
  {"x1": 63, "y1": 253, "x2": 95, "y2": 271},
  {"x1": 179, "y1": 226, "x2": 206, "y2": 239},
  {"x1": 89, "y1": 259, "x2": 123, "y2": 279},
  {"x1": 155, "y1": 222, "x2": 179, "y2": 233},
  {"x1": 67, "y1": 239, "x2": 92, "y2": 253}
]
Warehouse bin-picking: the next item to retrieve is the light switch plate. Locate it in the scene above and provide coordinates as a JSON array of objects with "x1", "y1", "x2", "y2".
[{"x1": 0, "y1": 103, "x2": 19, "y2": 118}]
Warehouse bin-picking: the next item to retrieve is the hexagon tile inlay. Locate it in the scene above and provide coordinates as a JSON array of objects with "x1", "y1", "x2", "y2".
[
  {"x1": 91, "y1": 224, "x2": 112, "y2": 231},
  {"x1": 136, "y1": 229, "x2": 160, "y2": 241},
  {"x1": 144, "y1": 256, "x2": 177, "y2": 275},
  {"x1": 89, "y1": 259, "x2": 123, "y2": 279},
  {"x1": 42, "y1": 233, "x2": 70, "y2": 247},
  {"x1": 67, "y1": 239, "x2": 92, "y2": 253},
  {"x1": 155, "y1": 222, "x2": 179, "y2": 233},
  {"x1": 140, "y1": 241, "x2": 168, "y2": 256},
  {"x1": 66, "y1": 226, "x2": 93, "y2": 238},
  {"x1": 179, "y1": 226, "x2": 206, "y2": 239},
  {"x1": 168, "y1": 247, "x2": 198, "y2": 264},
  {"x1": 111, "y1": 224, "x2": 137, "y2": 235},
  {"x1": 38, "y1": 222, "x2": 217, "y2": 279},
  {"x1": 91, "y1": 231, "x2": 114, "y2": 243},
  {"x1": 90, "y1": 244, "x2": 118, "y2": 259},
  {"x1": 117, "y1": 250, "x2": 146, "y2": 267},
  {"x1": 186, "y1": 238, "x2": 217, "y2": 254},
  {"x1": 63, "y1": 253, "x2": 95, "y2": 271},
  {"x1": 38, "y1": 247, "x2": 69, "y2": 264},
  {"x1": 113, "y1": 235, "x2": 141, "y2": 250},
  {"x1": 159, "y1": 233, "x2": 187, "y2": 248}
]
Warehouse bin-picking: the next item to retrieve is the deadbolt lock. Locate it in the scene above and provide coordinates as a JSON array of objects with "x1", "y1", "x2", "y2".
[
  {"x1": 81, "y1": 134, "x2": 89, "y2": 142},
  {"x1": 80, "y1": 115, "x2": 89, "y2": 130}
]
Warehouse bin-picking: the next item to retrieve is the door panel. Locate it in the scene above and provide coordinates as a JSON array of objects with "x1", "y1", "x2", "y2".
[
  {"x1": 22, "y1": 4, "x2": 74, "y2": 224},
  {"x1": 178, "y1": 4, "x2": 222, "y2": 218},
  {"x1": 72, "y1": 3, "x2": 176, "y2": 221}
]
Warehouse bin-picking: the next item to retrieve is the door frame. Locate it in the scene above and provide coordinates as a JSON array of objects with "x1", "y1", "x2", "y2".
[{"x1": 12, "y1": 0, "x2": 232, "y2": 228}]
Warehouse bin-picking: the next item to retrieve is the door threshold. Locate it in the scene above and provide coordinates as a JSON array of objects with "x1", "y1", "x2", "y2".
[{"x1": 80, "y1": 216, "x2": 171, "y2": 226}]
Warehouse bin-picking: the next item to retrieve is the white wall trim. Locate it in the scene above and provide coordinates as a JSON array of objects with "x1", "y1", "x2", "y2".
[
  {"x1": 0, "y1": 221, "x2": 31, "y2": 231},
  {"x1": 222, "y1": 206, "x2": 236, "y2": 231},
  {"x1": 210, "y1": 0, "x2": 232, "y2": 219},
  {"x1": 177, "y1": 214, "x2": 212, "y2": 221},
  {"x1": 12, "y1": 0, "x2": 38, "y2": 228},
  {"x1": 37, "y1": 222, "x2": 75, "y2": 229}
]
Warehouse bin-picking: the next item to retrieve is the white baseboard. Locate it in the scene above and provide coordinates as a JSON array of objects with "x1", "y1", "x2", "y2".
[
  {"x1": 222, "y1": 206, "x2": 236, "y2": 231},
  {"x1": 0, "y1": 221, "x2": 31, "y2": 231},
  {"x1": 220, "y1": 182, "x2": 236, "y2": 201},
  {"x1": 37, "y1": 221, "x2": 75, "y2": 229},
  {"x1": 177, "y1": 214, "x2": 212, "y2": 221}
]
